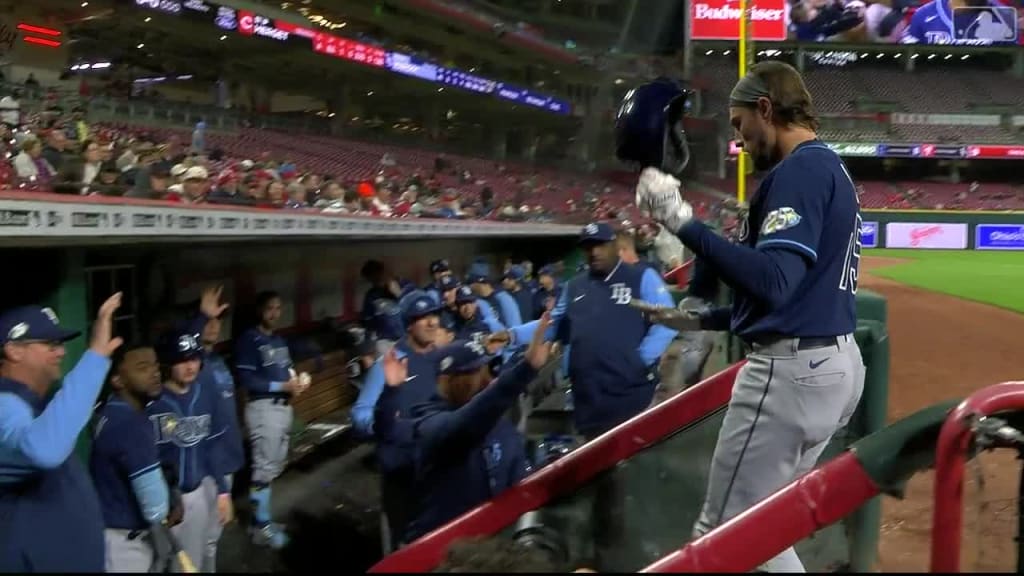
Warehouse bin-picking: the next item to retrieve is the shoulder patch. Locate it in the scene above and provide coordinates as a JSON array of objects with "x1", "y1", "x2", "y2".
[{"x1": 761, "y1": 207, "x2": 802, "y2": 236}]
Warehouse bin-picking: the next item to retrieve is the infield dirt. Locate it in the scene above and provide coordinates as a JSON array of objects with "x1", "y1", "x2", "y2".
[{"x1": 863, "y1": 256, "x2": 1022, "y2": 572}]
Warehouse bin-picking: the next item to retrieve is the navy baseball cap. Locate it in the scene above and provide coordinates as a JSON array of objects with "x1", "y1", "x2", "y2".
[
  {"x1": 454, "y1": 285, "x2": 476, "y2": 305},
  {"x1": 0, "y1": 306, "x2": 81, "y2": 345},
  {"x1": 466, "y1": 272, "x2": 489, "y2": 285},
  {"x1": 579, "y1": 222, "x2": 615, "y2": 244},
  {"x1": 436, "y1": 340, "x2": 492, "y2": 375},
  {"x1": 538, "y1": 264, "x2": 556, "y2": 278},
  {"x1": 400, "y1": 290, "x2": 441, "y2": 323},
  {"x1": 438, "y1": 275, "x2": 460, "y2": 292},
  {"x1": 156, "y1": 329, "x2": 203, "y2": 365},
  {"x1": 430, "y1": 259, "x2": 450, "y2": 274},
  {"x1": 503, "y1": 266, "x2": 525, "y2": 281}
]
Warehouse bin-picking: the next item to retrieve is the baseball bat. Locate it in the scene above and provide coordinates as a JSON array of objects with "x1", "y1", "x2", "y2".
[{"x1": 161, "y1": 520, "x2": 198, "y2": 574}]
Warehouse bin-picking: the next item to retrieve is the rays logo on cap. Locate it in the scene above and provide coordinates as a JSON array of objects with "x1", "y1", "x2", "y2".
[
  {"x1": 41, "y1": 308, "x2": 59, "y2": 325},
  {"x1": 177, "y1": 334, "x2": 200, "y2": 352},
  {"x1": 440, "y1": 356, "x2": 454, "y2": 372},
  {"x1": 416, "y1": 300, "x2": 428, "y2": 310},
  {"x1": 8, "y1": 322, "x2": 27, "y2": 340},
  {"x1": 585, "y1": 223, "x2": 599, "y2": 235}
]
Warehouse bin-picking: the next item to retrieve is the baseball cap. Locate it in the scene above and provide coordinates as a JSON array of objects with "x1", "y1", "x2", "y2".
[
  {"x1": 430, "y1": 259, "x2": 450, "y2": 274},
  {"x1": 400, "y1": 290, "x2": 442, "y2": 323},
  {"x1": 438, "y1": 275, "x2": 460, "y2": 292},
  {"x1": 183, "y1": 166, "x2": 208, "y2": 181},
  {"x1": 436, "y1": 340, "x2": 492, "y2": 375},
  {"x1": 454, "y1": 285, "x2": 476, "y2": 305},
  {"x1": 579, "y1": 222, "x2": 615, "y2": 244},
  {"x1": 503, "y1": 266, "x2": 525, "y2": 281},
  {"x1": 538, "y1": 264, "x2": 556, "y2": 278},
  {"x1": 155, "y1": 328, "x2": 203, "y2": 366},
  {"x1": 466, "y1": 272, "x2": 489, "y2": 285},
  {"x1": 0, "y1": 306, "x2": 81, "y2": 345}
]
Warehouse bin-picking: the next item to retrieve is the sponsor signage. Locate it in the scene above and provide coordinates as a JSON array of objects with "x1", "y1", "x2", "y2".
[
  {"x1": 860, "y1": 221, "x2": 879, "y2": 248},
  {"x1": 964, "y1": 145, "x2": 1024, "y2": 159},
  {"x1": 691, "y1": 0, "x2": 787, "y2": 41},
  {"x1": 827, "y1": 142, "x2": 878, "y2": 157},
  {"x1": 885, "y1": 222, "x2": 968, "y2": 249},
  {"x1": 385, "y1": 52, "x2": 438, "y2": 82},
  {"x1": 976, "y1": 224, "x2": 1024, "y2": 250}
]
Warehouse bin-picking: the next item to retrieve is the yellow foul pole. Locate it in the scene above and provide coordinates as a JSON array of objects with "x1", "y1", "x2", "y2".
[{"x1": 736, "y1": 0, "x2": 753, "y2": 204}]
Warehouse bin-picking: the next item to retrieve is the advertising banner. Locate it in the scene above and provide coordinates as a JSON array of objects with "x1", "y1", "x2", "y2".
[
  {"x1": 690, "y1": 0, "x2": 787, "y2": 40},
  {"x1": 885, "y1": 222, "x2": 968, "y2": 249},
  {"x1": 860, "y1": 221, "x2": 879, "y2": 248},
  {"x1": 975, "y1": 224, "x2": 1024, "y2": 250}
]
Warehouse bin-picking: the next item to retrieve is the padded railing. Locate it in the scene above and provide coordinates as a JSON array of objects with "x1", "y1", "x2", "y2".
[{"x1": 931, "y1": 382, "x2": 1024, "y2": 572}]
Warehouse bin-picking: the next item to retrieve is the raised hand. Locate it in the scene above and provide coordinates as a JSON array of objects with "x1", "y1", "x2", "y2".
[
  {"x1": 524, "y1": 312, "x2": 553, "y2": 370},
  {"x1": 200, "y1": 284, "x2": 230, "y2": 319},
  {"x1": 90, "y1": 292, "x2": 124, "y2": 357}
]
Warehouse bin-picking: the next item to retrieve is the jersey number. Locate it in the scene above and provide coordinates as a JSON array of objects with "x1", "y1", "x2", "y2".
[{"x1": 839, "y1": 214, "x2": 862, "y2": 294}]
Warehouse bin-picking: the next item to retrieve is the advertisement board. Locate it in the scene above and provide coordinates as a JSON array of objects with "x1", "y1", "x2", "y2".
[
  {"x1": 975, "y1": 224, "x2": 1024, "y2": 250},
  {"x1": 885, "y1": 222, "x2": 968, "y2": 249},
  {"x1": 860, "y1": 221, "x2": 879, "y2": 248},
  {"x1": 690, "y1": 0, "x2": 787, "y2": 40}
]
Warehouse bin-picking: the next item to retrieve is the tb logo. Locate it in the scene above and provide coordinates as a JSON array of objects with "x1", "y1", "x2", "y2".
[{"x1": 609, "y1": 283, "x2": 632, "y2": 305}]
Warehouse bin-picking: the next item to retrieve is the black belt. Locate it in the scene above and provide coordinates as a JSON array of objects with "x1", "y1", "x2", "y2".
[
  {"x1": 746, "y1": 335, "x2": 844, "y2": 351},
  {"x1": 250, "y1": 396, "x2": 289, "y2": 405}
]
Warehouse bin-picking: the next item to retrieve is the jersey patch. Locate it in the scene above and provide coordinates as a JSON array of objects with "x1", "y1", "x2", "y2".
[{"x1": 761, "y1": 207, "x2": 802, "y2": 236}]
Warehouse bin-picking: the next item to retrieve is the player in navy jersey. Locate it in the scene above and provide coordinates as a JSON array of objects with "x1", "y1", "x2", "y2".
[
  {"x1": 90, "y1": 342, "x2": 168, "y2": 572},
  {"x1": 234, "y1": 290, "x2": 308, "y2": 549},
  {"x1": 625, "y1": 66, "x2": 865, "y2": 572},
  {"x1": 149, "y1": 324, "x2": 234, "y2": 571}
]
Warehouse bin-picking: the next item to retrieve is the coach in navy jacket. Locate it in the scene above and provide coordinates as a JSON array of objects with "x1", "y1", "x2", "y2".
[{"x1": 508, "y1": 222, "x2": 677, "y2": 438}]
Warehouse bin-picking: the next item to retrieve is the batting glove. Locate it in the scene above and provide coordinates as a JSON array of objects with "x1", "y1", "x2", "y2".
[{"x1": 635, "y1": 167, "x2": 693, "y2": 233}]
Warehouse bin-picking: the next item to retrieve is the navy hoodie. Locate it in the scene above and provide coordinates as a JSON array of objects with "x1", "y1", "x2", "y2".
[{"x1": 376, "y1": 361, "x2": 533, "y2": 543}]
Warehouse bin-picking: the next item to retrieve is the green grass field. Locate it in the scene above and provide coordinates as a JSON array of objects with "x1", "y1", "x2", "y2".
[{"x1": 864, "y1": 249, "x2": 1024, "y2": 313}]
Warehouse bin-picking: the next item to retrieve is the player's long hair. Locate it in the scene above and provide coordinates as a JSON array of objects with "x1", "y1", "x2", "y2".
[{"x1": 749, "y1": 61, "x2": 820, "y2": 132}]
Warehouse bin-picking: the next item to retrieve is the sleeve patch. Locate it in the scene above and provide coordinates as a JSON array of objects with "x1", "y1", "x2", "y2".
[{"x1": 761, "y1": 207, "x2": 802, "y2": 236}]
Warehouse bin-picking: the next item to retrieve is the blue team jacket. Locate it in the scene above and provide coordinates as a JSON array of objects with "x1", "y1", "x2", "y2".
[
  {"x1": 377, "y1": 361, "x2": 533, "y2": 544},
  {"x1": 146, "y1": 370, "x2": 229, "y2": 494},
  {"x1": 0, "y1": 352, "x2": 110, "y2": 572},
  {"x1": 205, "y1": 352, "x2": 245, "y2": 475}
]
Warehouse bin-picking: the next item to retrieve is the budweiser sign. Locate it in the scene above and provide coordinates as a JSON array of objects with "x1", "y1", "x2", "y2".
[{"x1": 691, "y1": 0, "x2": 787, "y2": 41}]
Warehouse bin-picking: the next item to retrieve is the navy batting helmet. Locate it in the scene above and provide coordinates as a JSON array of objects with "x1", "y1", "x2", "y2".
[{"x1": 614, "y1": 77, "x2": 691, "y2": 176}]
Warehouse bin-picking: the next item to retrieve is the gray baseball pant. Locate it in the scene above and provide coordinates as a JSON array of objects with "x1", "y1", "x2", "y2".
[
  {"x1": 104, "y1": 528, "x2": 154, "y2": 572},
  {"x1": 246, "y1": 399, "x2": 294, "y2": 485},
  {"x1": 171, "y1": 476, "x2": 218, "y2": 572},
  {"x1": 203, "y1": 474, "x2": 233, "y2": 573},
  {"x1": 693, "y1": 334, "x2": 865, "y2": 573}
]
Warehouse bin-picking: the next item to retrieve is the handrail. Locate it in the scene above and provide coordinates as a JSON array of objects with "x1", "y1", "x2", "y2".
[
  {"x1": 367, "y1": 361, "x2": 746, "y2": 572},
  {"x1": 641, "y1": 452, "x2": 879, "y2": 573},
  {"x1": 931, "y1": 381, "x2": 1024, "y2": 572}
]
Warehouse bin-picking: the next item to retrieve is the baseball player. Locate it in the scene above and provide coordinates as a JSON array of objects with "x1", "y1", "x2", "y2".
[
  {"x1": 90, "y1": 342, "x2": 170, "y2": 572},
  {"x1": 452, "y1": 285, "x2": 507, "y2": 345},
  {"x1": 531, "y1": 265, "x2": 561, "y2": 319},
  {"x1": 198, "y1": 308, "x2": 243, "y2": 572},
  {"x1": 501, "y1": 266, "x2": 536, "y2": 322},
  {"x1": 0, "y1": 293, "x2": 123, "y2": 573},
  {"x1": 424, "y1": 259, "x2": 454, "y2": 305},
  {"x1": 349, "y1": 290, "x2": 445, "y2": 552},
  {"x1": 623, "y1": 67, "x2": 866, "y2": 572},
  {"x1": 361, "y1": 260, "x2": 405, "y2": 356},
  {"x1": 466, "y1": 271, "x2": 522, "y2": 328},
  {"x1": 234, "y1": 290, "x2": 308, "y2": 549},
  {"x1": 901, "y1": 0, "x2": 1017, "y2": 44},
  {"x1": 149, "y1": 324, "x2": 234, "y2": 569}
]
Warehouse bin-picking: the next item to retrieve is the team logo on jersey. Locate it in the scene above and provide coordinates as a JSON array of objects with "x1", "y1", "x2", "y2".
[
  {"x1": 150, "y1": 413, "x2": 212, "y2": 448},
  {"x1": 761, "y1": 207, "x2": 802, "y2": 236},
  {"x1": 484, "y1": 442, "x2": 503, "y2": 470},
  {"x1": 609, "y1": 283, "x2": 632, "y2": 305},
  {"x1": 258, "y1": 344, "x2": 292, "y2": 368}
]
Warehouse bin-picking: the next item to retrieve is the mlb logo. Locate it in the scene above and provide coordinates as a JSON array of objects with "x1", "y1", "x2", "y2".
[{"x1": 954, "y1": 6, "x2": 1018, "y2": 42}]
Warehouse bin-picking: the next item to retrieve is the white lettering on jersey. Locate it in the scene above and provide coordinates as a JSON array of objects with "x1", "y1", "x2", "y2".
[
  {"x1": 151, "y1": 413, "x2": 212, "y2": 448},
  {"x1": 610, "y1": 283, "x2": 632, "y2": 305}
]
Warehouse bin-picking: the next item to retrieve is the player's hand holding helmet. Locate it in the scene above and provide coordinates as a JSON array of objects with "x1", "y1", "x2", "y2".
[
  {"x1": 614, "y1": 77, "x2": 695, "y2": 233},
  {"x1": 635, "y1": 167, "x2": 693, "y2": 233}
]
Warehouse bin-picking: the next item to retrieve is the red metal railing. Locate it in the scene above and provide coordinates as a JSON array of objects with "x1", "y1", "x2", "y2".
[
  {"x1": 368, "y1": 361, "x2": 745, "y2": 572},
  {"x1": 931, "y1": 381, "x2": 1024, "y2": 572},
  {"x1": 641, "y1": 451, "x2": 880, "y2": 573}
]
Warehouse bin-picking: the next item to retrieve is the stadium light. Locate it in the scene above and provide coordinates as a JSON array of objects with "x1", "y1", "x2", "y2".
[
  {"x1": 23, "y1": 36, "x2": 61, "y2": 48},
  {"x1": 17, "y1": 24, "x2": 61, "y2": 36}
]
